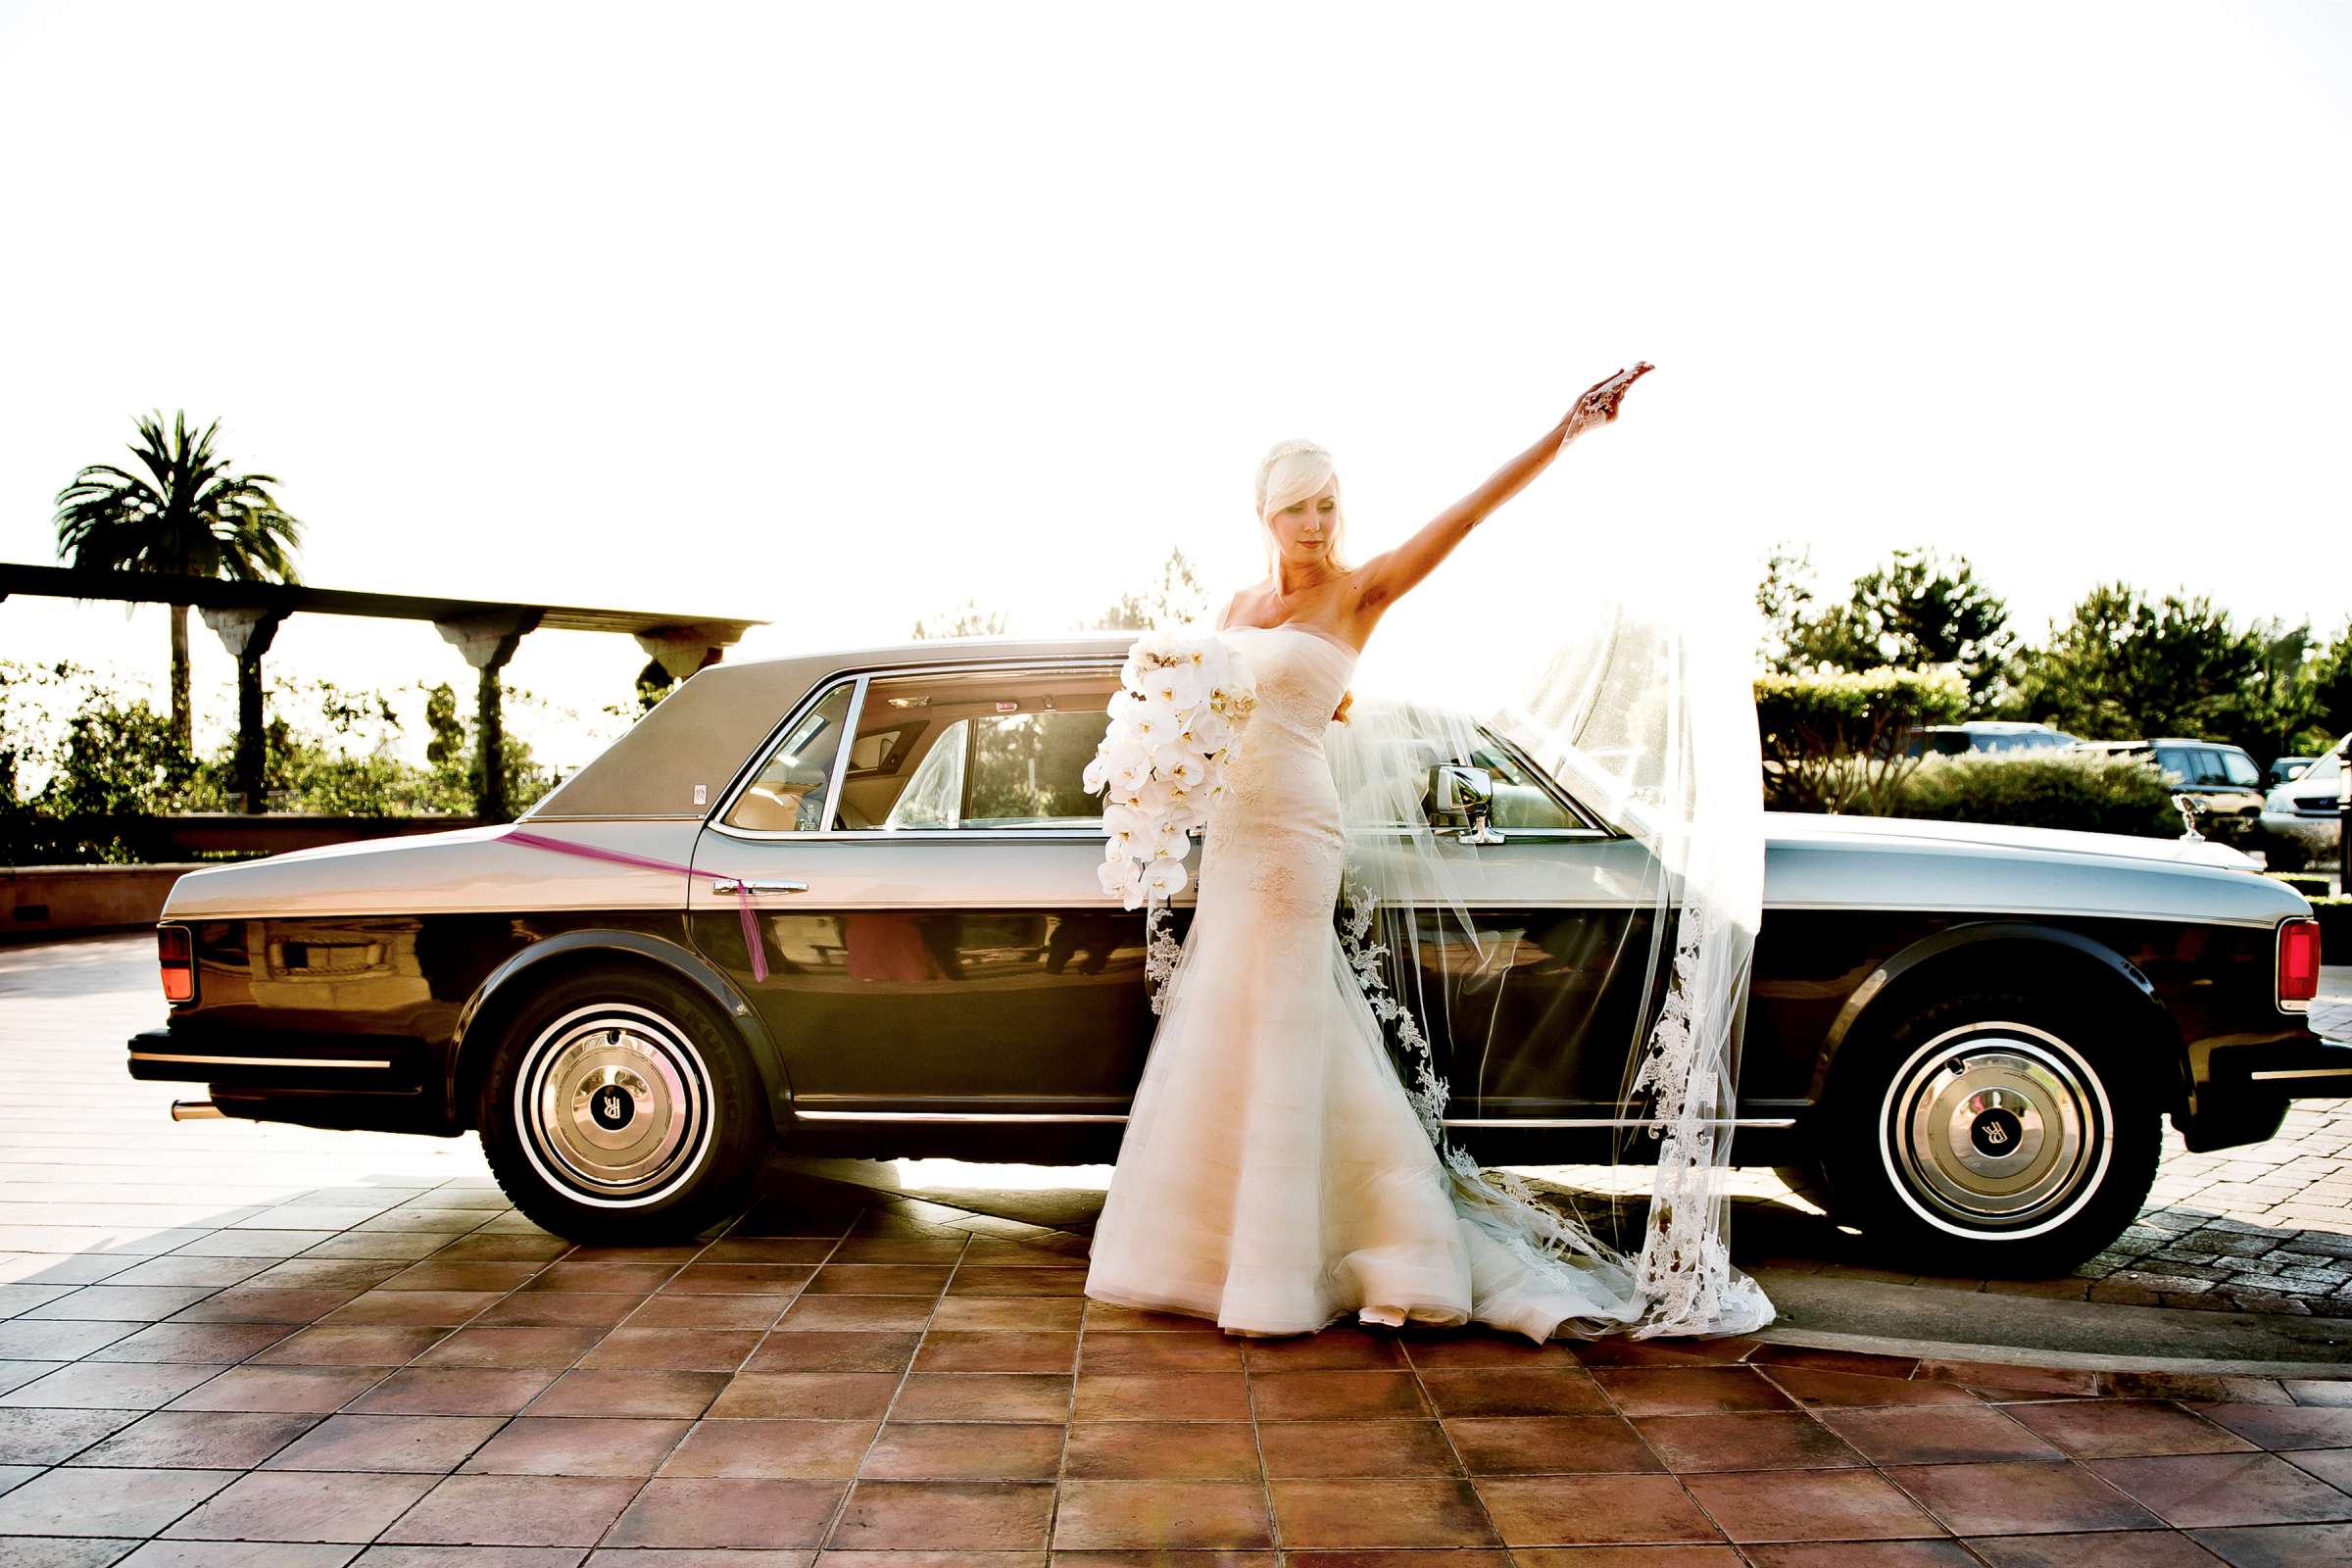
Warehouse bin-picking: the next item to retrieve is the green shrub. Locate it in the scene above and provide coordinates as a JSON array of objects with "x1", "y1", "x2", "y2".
[
  {"x1": 1755, "y1": 665, "x2": 1970, "y2": 813},
  {"x1": 1, "y1": 661, "x2": 561, "y2": 862},
  {"x1": 1885, "y1": 749, "x2": 2182, "y2": 838}
]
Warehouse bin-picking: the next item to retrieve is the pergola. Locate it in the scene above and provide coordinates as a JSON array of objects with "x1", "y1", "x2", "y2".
[{"x1": 0, "y1": 563, "x2": 766, "y2": 817}]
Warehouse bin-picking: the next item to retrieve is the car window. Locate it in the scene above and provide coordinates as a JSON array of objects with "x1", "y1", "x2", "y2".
[
  {"x1": 2152, "y1": 747, "x2": 2194, "y2": 785},
  {"x1": 1328, "y1": 718, "x2": 1589, "y2": 832},
  {"x1": 1898, "y1": 728, "x2": 1963, "y2": 758},
  {"x1": 1465, "y1": 743, "x2": 1582, "y2": 828},
  {"x1": 841, "y1": 667, "x2": 1121, "y2": 830},
  {"x1": 2218, "y1": 751, "x2": 2261, "y2": 787},
  {"x1": 724, "y1": 682, "x2": 856, "y2": 832}
]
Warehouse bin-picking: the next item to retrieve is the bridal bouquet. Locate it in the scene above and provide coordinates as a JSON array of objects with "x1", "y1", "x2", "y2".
[{"x1": 1084, "y1": 630, "x2": 1256, "y2": 910}]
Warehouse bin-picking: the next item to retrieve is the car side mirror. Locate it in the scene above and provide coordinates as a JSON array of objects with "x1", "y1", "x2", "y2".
[{"x1": 1430, "y1": 763, "x2": 1506, "y2": 845}]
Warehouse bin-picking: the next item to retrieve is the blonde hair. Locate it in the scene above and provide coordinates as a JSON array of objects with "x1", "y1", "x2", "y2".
[{"x1": 1253, "y1": 437, "x2": 1348, "y2": 571}]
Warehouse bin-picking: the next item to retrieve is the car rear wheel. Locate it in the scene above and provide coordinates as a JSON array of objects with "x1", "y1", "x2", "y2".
[
  {"x1": 1819, "y1": 988, "x2": 2161, "y2": 1277},
  {"x1": 478, "y1": 970, "x2": 768, "y2": 1244}
]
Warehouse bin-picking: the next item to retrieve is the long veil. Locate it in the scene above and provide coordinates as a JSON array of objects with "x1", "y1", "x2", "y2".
[{"x1": 1323, "y1": 394, "x2": 1773, "y2": 1339}]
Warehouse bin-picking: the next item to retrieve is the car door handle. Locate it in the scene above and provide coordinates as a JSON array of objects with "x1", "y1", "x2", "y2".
[{"x1": 710, "y1": 879, "x2": 808, "y2": 895}]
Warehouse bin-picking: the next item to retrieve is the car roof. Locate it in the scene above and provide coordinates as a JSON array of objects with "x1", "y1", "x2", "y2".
[
  {"x1": 1945, "y1": 720, "x2": 2064, "y2": 731},
  {"x1": 524, "y1": 632, "x2": 1137, "y2": 819}
]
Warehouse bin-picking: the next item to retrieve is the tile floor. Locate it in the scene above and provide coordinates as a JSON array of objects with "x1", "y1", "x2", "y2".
[
  {"x1": 5, "y1": 1175, "x2": 2352, "y2": 1563},
  {"x1": 4, "y1": 939, "x2": 2352, "y2": 1562}
]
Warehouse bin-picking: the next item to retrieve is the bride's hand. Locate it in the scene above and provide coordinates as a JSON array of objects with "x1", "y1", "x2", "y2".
[{"x1": 1560, "y1": 362, "x2": 1653, "y2": 443}]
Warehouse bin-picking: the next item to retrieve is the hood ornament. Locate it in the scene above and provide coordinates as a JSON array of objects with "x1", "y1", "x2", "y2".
[{"x1": 2172, "y1": 790, "x2": 2206, "y2": 841}]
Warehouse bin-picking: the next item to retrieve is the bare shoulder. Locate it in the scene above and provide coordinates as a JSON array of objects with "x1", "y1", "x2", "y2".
[{"x1": 1220, "y1": 581, "x2": 1269, "y2": 629}]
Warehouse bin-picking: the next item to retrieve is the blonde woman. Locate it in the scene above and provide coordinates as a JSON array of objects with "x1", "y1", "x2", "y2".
[{"x1": 1081, "y1": 366, "x2": 1674, "y2": 1340}]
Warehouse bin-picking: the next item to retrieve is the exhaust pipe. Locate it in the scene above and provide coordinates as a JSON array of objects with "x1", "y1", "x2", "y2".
[{"x1": 171, "y1": 1100, "x2": 223, "y2": 1121}]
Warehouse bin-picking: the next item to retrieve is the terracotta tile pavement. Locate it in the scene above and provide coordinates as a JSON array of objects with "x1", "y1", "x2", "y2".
[{"x1": 4, "y1": 941, "x2": 2352, "y2": 1559}]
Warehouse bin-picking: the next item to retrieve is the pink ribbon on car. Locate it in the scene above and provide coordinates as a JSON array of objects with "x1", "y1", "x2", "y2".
[{"x1": 497, "y1": 827, "x2": 769, "y2": 982}]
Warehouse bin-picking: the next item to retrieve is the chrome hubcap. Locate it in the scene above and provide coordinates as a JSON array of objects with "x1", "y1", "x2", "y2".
[
  {"x1": 1881, "y1": 1021, "x2": 2112, "y2": 1239},
  {"x1": 515, "y1": 1004, "x2": 713, "y2": 1205}
]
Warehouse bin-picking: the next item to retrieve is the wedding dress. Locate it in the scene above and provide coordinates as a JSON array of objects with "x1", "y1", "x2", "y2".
[{"x1": 1081, "y1": 620, "x2": 1645, "y2": 1341}]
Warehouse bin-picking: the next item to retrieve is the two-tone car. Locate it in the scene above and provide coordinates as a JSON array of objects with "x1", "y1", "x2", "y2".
[{"x1": 129, "y1": 633, "x2": 2338, "y2": 1274}]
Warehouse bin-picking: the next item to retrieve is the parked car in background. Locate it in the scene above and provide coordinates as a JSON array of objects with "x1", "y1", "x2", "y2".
[
  {"x1": 127, "y1": 634, "x2": 2336, "y2": 1276},
  {"x1": 2067, "y1": 738, "x2": 2267, "y2": 837},
  {"x1": 2264, "y1": 745, "x2": 2344, "y2": 859},
  {"x1": 1901, "y1": 720, "x2": 2082, "y2": 759},
  {"x1": 2268, "y1": 756, "x2": 2322, "y2": 787}
]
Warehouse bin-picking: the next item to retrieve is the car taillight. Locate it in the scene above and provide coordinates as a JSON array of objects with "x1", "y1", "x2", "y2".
[
  {"x1": 158, "y1": 925, "x2": 195, "y2": 1004},
  {"x1": 2278, "y1": 917, "x2": 2321, "y2": 1008}
]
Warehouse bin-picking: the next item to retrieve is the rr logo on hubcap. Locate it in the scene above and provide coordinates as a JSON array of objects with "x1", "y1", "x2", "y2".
[{"x1": 1970, "y1": 1106, "x2": 2023, "y2": 1156}]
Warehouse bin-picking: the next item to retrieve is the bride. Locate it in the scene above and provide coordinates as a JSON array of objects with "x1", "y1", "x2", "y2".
[{"x1": 1083, "y1": 366, "x2": 1767, "y2": 1343}]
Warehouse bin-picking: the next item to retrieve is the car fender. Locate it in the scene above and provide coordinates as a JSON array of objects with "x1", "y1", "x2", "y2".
[
  {"x1": 451, "y1": 928, "x2": 796, "y2": 1136},
  {"x1": 1808, "y1": 919, "x2": 2183, "y2": 1110}
]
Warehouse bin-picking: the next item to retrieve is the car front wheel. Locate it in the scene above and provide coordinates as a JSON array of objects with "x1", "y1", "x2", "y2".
[
  {"x1": 1819, "y1": 988, "x2": 2162, "y2": 1277},
  {"x1": 478, "y1": 970, "x2": 768, "y2": 1244}
]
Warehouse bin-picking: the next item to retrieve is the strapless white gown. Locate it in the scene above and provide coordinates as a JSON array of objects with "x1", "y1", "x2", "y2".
[{"x1": 1083, "y1": 621, "x2": 1643, "y2": 1342}]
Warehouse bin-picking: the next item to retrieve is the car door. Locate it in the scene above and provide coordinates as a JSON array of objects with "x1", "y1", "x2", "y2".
[
  {"x1": 1351, "y1": 724, "x2": 1680, "y2": 1136},
  {"x1": 2210, "y1": 748, "x2": 2267, "y2": 822},
  {"x1": 686, "y1": 656, "x2": 1177, "y2": 1122}
]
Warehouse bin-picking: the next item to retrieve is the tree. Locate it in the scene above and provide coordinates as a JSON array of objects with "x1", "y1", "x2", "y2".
[
  {"x1": 1785, "y1": 546, "x2": 2014, "y2": 699},
  {"x1": 1756, "y1": 545, "x2": 1821, "y2": 673},
  {"x1": 422, "y1": 681, "x2": 466, "y2": 775},
  {"x1": 1084, "y1": 547, "x2": 1211, "y2": 631},
  {"x1": 2237, "y1": 619, "x2": 2327, "y2": 764},
  {"x1": 627, "y1": 657, "x2": 677, "y2": 716},
  {"x1": 910, "y1": 599, "x2": 1008, "y2": 639},
  {"x1": 2299, "y1": 619, "x2": 2352, "y2": 753},
  {"x1": 2006, "y1": 584, "x2": 2265, "y2": 749},
  {"x1": 52, "y1": 411, "x2": 304, "y2": 749}
]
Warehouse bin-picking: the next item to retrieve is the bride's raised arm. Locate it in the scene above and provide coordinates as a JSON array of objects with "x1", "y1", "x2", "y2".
[{"x1": 1352, "y1": 363, "x2": 1651, "y2": 618}]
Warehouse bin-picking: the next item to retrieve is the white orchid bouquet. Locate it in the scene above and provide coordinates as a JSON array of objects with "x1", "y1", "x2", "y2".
[{"x1": 1084, "y1": 630, "x2": 1257, "y2": 1007}]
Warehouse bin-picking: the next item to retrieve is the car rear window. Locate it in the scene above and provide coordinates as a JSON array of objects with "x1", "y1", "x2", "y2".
[{"x1": 723, "y1": 681, "x2": 857, "y2": 832}]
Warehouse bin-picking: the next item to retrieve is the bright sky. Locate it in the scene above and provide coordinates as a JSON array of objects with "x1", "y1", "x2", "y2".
[{"x1": 2, "y1": 1, "x2": 2346, "y2": 769}]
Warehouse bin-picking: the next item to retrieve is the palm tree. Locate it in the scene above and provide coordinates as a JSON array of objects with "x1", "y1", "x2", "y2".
[{"x1": 53, "y1": 411, "x2": 305, "y2": 749}]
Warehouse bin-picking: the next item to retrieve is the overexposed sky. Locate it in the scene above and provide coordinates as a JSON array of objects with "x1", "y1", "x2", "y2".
[{"x1": 2, "y1": 1, "x2": 2346, "y2": 767}]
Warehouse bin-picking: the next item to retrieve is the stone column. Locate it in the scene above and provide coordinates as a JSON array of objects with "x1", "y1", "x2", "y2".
[
  {"x1": 199, "y1": 606, "x2": 289, "y2": 814},
  {"x1": 632, "y1": 622, "x2": 746, "y2": 683},
  {"x1": 434, "y1": 612, "x2": 543, "y2": 820}
]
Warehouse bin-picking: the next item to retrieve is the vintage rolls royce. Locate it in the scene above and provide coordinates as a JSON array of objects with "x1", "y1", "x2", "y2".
[{"x1": 128, "y1": 632, "x2": 2337, "y2": 1273}]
